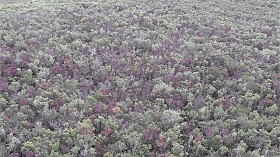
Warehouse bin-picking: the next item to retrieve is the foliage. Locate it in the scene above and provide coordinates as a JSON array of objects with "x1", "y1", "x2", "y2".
[{"x1": 0, "y1": 0, "x2": 280, "y2": 156}]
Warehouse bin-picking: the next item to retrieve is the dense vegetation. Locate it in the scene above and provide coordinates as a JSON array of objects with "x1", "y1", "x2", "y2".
[{"x1": 0, "y1": 0, "x2": 279, "y2": 156}]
